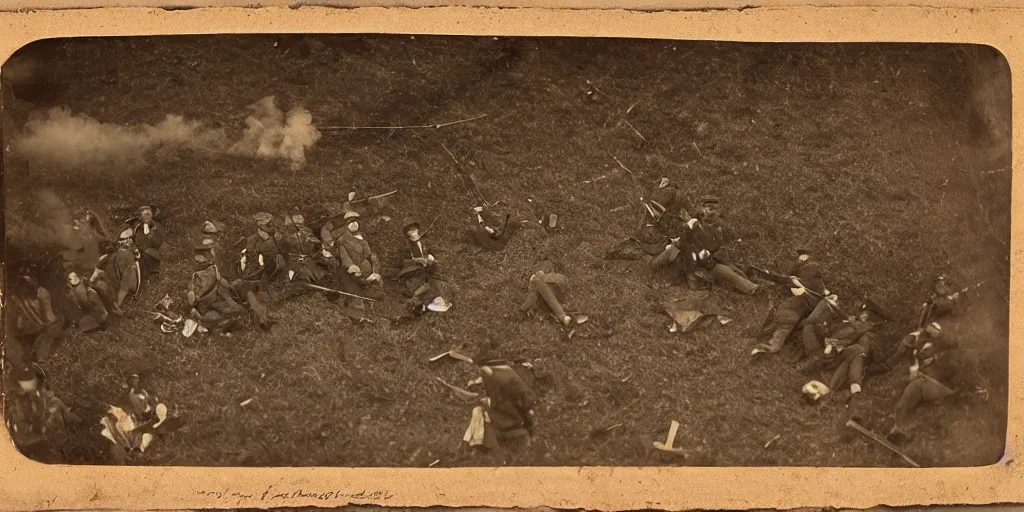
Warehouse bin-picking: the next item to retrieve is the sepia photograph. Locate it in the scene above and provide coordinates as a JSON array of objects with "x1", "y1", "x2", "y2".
[{"x1": 1, "y1": 34, "x2": 1011, "y2": 470}]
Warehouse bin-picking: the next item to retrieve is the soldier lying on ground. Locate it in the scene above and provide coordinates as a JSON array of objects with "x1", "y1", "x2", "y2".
[
  {"x1": 750, "y1": 249, "x2": 830, "y2": 357},
  {"x1": 327, "y1": 203, "x2": 385, "y2": 322},
  {"x1": 464, "y1": 346, "x2": 540, "y2": 452},
  {"x1": 5, "y1": 269, "x2": 65, "y2": 367},
  {"x1": 802, "y1": 301, "x2": 889, "y2": 420},
  {"x1": 886, "y1": 329, "x2": 982, "y2": 444},
  {"x1": 519, "y1": 267, "x2": 578, "y2": 328},
  {"x1": 280, "y1": 213, "x2": 338, "y2": 299},
  {"x1": 127, "y1": 205, "x2": 166, "y2": 278},
  {"x1": 239, "y1": 212, "x2": 287, "y2": 283},
  {"x1": 468, "y1": 206, "x2": 519, "y2": 252},
  {"x1": 652, "y1": 196, "x2": 759, "y2": 294},
  {"x1": 4, "y1": 363, "x2": 81, "y2": 464},
  {"x1": 100, "y1": 373, "x2": 185, "y2": 465},
  {"x1": 396, "y1": 220, "x2": 451, "y2": 314},
  {"x1": 65, "y1": 271, "x2": 110, "y2": 333},
  {"x1": 101, "y1": 228, "x2": 143, "y2": 311}
]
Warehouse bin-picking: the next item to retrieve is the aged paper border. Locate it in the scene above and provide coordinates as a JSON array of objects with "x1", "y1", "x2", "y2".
[{"x1": 0, "y1": 2, "x2": 1021, "y2": 511}]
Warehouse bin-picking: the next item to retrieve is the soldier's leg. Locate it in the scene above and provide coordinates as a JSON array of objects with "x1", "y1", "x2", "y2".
[
  {"x1": 651, "y1": 244, "x2": 680, "y2": 269},
  {"x1": 764, "y1": 323, "x2": 795, "y2": 353},
  {"x1": 519, "y1": 287, "x2": 541, "y2": 314},
  {"x1": 710, "y1": 263, "x2": 758, "y2": 294},
  {"x1": 891, "y1": 377, "x2": 927, "y2": 436},
  {"x1": 533, "y1": 279, "x2": 570, "y2": 325},
  {"x1": 847, "y1": 346, "x2": 867, "y2": 391},
  {"x1": 801, "y1": 324, "x2": 824, "y2": 358},
  {"x1": 828, "y1": 357, "x2": 852, "y2": 392}
]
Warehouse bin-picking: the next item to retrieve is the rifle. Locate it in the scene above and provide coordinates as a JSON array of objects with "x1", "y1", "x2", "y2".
[
  {"x1": 746, "y1": 266, "x2": 792, "y2": 286},
  {"x1": 292, "y1": 281, "x2": 379, "y2": 302}
]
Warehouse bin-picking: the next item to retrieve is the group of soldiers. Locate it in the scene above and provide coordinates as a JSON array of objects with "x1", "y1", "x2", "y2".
[
  {"x1": 3, "y1": 193, "x2": 533, "y2": 462},
  {"x1": 3, "y1": 179, "x2": 990, "y2": 464},
  {"x1": 619, "y1": 178, "x2": 986, "y2": 446}
]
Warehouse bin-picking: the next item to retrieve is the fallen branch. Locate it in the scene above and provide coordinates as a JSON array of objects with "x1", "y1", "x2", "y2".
[
  {"x1": 434, "y1": 376, "x2": 480, "y2": 400},
  {"x1": 442, "y1": 144, "x2": 488, "y2": 205},
  {"x1": 351, "y1": 190, "x2": 398, "y2": 204},
  {"x1": 845, "y1": 419, "x2": 921, "y2": 468},
  {"x1": 692, "y1": 142, "x2": 705, "y2": 160},
  {"x1": 320, "y1": 114, "x2": 487, "y2": 131},
  {"x1": 623, "y1": 120, "x2": 648, "y2": 142},
  {"x1": 612, "y1": 156, "x2": 635, "y2": 178}
]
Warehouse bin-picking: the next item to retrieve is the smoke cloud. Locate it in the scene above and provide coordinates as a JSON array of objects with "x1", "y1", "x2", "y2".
[
  {"x1": 11, "y1": 95, "x2": 321, "y2": 171},
  {"x1": 229, "y1": 96, "x2": 322, "y2": 171}
]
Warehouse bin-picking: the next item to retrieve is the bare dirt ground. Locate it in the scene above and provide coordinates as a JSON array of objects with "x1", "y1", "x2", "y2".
[{"x1": 1, "y1": 36, "x2": 1011, "y2": 467}]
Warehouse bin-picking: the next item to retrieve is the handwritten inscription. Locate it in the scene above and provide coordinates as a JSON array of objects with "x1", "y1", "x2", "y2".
[{"x1": 197, "y1": 487, "x2": 394, "y2": 502}]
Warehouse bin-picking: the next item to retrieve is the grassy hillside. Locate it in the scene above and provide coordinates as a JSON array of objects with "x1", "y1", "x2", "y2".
[{"x1": 2, "y1": 36, "x2": 1011, "y2": 467}]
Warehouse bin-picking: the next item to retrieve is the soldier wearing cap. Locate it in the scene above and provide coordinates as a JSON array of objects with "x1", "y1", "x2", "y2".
[
  {"x1": 281, "y1": 212, "x2": 337, "y2": 295},
  {"x1": 396, "y1": 220, "x2": 448, "y2": 310},
  {"x1": 751, "y1": 248, "x2": 829, "y2": 357},
  {"x1": 189, "y1": 239, "x2": 249, "y2": 333},
  {"x1": 102, "y1": 227, "x2": 143, "y2": 310},
  {"x1": 65, "y1": 271, "x2": 110, "y2": 333},
  {"x1": 653, "y1": 195, "x2": 759, "y2": 294},
  {"x1": 474, "y1": 345, "x2": 539, "y2": 449},
  {"x1": 127, "y1": 205, "x2": 166, "y2": 277},
  {"x1": 5, "y1": 269, "x2": 65, "y2": 366},
  {"x1": 884, "y1": 320, "x2": 946, "y2": 369},
  {"x1": 331, "y1": 203, "x2": 384, "y2": 320},
  {"x1": 886, "y1": 330, "x2": 980, "y2": 444},
  {"x1": 61, "y1": 208, "x2": 112, "y2": 273},
  {"x1": 240, "y1": 212, "x2": 287, "y2": 283},
  {"x1": 4, "y1": 364, "x2": 81, "y2": 463}
]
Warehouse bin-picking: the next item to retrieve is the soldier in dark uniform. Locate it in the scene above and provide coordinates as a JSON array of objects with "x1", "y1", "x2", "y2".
[
  {"x1": 102, "y1": 228, "x2": 142, "y2": 311},
  {"x1": 471, "y1": 346, "x2": 540, "y2": 450},
  {"x1": 4, "y1": 364, "x2": 81, "y2": 463},
  {"x1": 652, "y1": 196, "x2": 759, "y2": 294},
  {"x1": 331, "y1": 204, "x2": 384, "y2": 321},
  {"x1": 886, "y1": 331, "x2": 980, "y2": 444},
  {"x1": 396, "y1": 221, "x2": 449, "y2": 312},
  {"x1": 189, "y1": 239, "x2": 250, "y2": 334},
  {"x1": 469, "y1": 206, "x2": 520, "y2": 252},
  {"x1": 65, "y1": 271, "x2": 110, "y2": 332},
  {"x1": 818, "y1": 301, "x2": 889, "y2": 418},
  {"x1": 127, "y1": 206, "x2": 166, "y2": 278},
  {"x1": 240, "y1": 212, "x2": 287, "y2": 283},
  {"x1": 750, "y1": 249, "x2": 830, "y2": 357},
  {"x1": 280, "y1": 213, "x2": 337, "y2": 297},
  {"x1": 884, "y1": 321, "x2": 945, "y2": 369},
  {"x1": 607, "y1": 179, "x2": 688, "y2": 260},
  {"x1": 5, "y1": 269, "x2": 65, "y2": 366}
]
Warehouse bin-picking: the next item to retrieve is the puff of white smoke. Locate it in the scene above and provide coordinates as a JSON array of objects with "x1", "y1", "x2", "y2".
[
  {"x1": 12, "y1": 107, "x2": 228, "y2": 169},
  {"x1": 230, "y1": 95, "x2": 321, "y2": 171}
]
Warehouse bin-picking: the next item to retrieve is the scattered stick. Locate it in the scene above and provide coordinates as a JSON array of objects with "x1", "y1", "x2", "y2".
[
  {"x1": 612, "y1": 156, "x2": 635, "y2": 178},
  {"x1": 583, "y1": 175, "x2": 609, "y2": 184},
  {"x1": 764, "y1": 435, "x2": 781, "y2": 448},
  {"x1": 351, "y1": 190, "x2": 398, "y2": 204},
  {"x1": 441, "y1": 143, "x2": 489, "y2": 205},
  {"x1": 420, "y1": 213, "x2": 442, "y2": 236},
  {"x1": 845, "y1": 419, "x2": 921, "y2": 468},
  {"x1": 434, "y1": 376, "x2": 480, "y2": 400},
  {"x1": 623, "y1": 120, "x2": 648, "y2": 142},
  {"x1": 586, "y1": 79, "x2": 612, "y2": 98},
  {"x1": 320, "y1": 114, "x2": 487, "y2": 131},
  {"x1": 692, "y1": 142, "x2": 705, "y2": 160}
]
